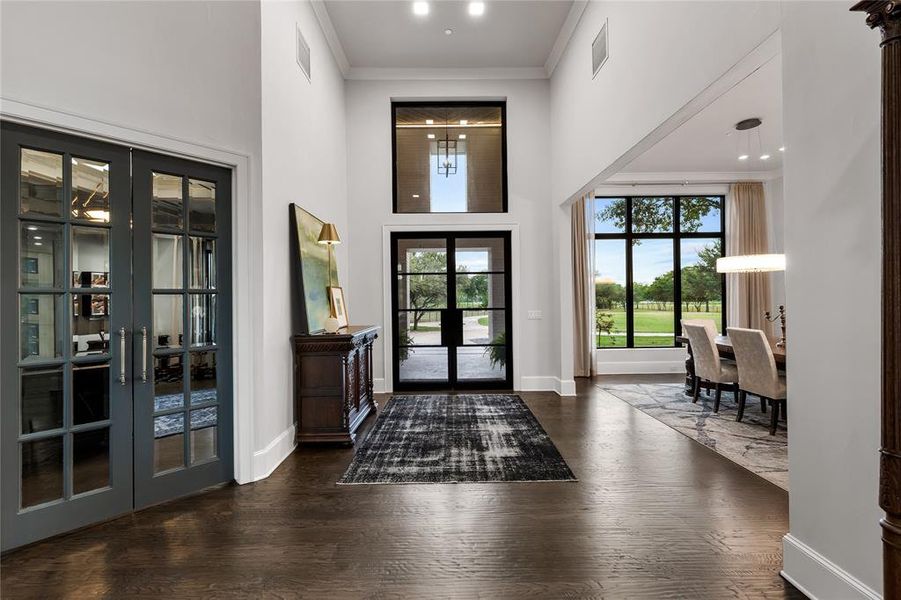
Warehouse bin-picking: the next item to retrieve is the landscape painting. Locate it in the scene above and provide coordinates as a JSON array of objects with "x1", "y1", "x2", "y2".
[{"x1": 290, "y1": 204, "x2": 339, "y2": 333}]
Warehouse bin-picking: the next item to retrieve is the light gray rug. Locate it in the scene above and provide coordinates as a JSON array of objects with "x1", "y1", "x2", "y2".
[{"x1": 600, "y1": 383, "x2": 788, "y2": 490}]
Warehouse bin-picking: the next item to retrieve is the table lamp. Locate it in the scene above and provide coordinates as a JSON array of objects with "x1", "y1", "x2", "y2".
[{"x1": 317, "y1": 223, "x2": 341, "y2": 333}]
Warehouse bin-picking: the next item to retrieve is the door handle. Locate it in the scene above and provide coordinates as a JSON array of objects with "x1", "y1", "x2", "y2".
[
  {"x1": 140, "y1": 326, "x2": 148, "y2": 383},
  {"x1": 118, "y1": 326, "x2": 127, "y2": 385}
]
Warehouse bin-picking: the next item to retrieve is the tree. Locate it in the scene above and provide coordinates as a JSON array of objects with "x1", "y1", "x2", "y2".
[
  {"x1": 407, "y1": 251, "x2": 447, "y2": 330},
  {"x1": 457, "y1": 273, "x2": 488, "y2": 307},
  {"x1": 595, "y1": 281, "x2": 626, "y2": 310},
  {"x1": 681, "y1": 240, "x2": 723, "y2": 312},
  {"x1": 645, "y1": 271, "x2": 674, "y2": 310},
  {"x1": 596, "y1": 309, "x2": 615, "y2": 337},
  {"x1": 596, "y1": 196, "x2": 719, "y2": 234}
]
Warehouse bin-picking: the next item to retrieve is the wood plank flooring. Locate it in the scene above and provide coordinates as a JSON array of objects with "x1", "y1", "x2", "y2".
[{"x1": 1, "y1": 379, "x2": 802, "y2": 599}]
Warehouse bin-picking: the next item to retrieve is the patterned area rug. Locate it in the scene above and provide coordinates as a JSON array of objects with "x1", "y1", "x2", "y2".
[
  {"x1": 338, "y1": 394, "x2": 576, "y2": 485},
  {"x1": 600, "y1": 383, "x2": 788, "y2": 490}
]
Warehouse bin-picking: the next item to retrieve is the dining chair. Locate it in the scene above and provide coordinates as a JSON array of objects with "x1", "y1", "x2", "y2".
[
  {"x1": 682, "y1": 320, "x2": 738, "y2": 412},
  {"x1": 727, "y1": 327, "x2": 787, "y2": 435}
]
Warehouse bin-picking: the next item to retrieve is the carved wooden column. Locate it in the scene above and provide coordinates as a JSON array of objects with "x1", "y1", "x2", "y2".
[{"x1": 852, "y1": 2, "x2": 901, "y2": 595}]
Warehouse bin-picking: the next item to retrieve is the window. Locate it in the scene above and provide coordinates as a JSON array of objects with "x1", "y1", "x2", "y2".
[
  {"x1": 392, "y1": 102, "x2": 507, "y2": 213},
  {"x1": 593, "y1": 196, "x2": 726, "y2": 348}
]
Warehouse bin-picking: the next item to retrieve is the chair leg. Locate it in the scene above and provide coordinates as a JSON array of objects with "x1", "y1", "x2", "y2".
[
  {"x1": 769, "y1": 398, "x2": 779, "y2": 435},
  {"x1": 736, "y1": 390, "x2": 746, "y2": 422},
  {"x1": 705, "y1": 383, "x2": 711, "y2": 397},
  {"x1": 692, "y1": 377, "x2": 701, "y2": 403},
  {"x1": 714, "y1": 383, "x2": 722, "y2": 413},
  {"x1": 760, "y1": 396, "x2": 767, "y2": 413},
  {"x1": 733, "y1": 382, "x2": 740, "y2": 403}
]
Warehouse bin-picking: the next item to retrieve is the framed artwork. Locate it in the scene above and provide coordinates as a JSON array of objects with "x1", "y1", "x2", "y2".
[
  {"x1": 328, "y1": 286, "x2": 348, "y2": 329},
  {"x1": 290, "y1": 204, "x2": 339, "y2": 334}
]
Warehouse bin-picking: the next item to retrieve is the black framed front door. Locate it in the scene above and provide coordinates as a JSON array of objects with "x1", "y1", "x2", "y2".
[
  {"x1": 1, "y1": 123, "x2": 234, "y2": 551},
  {"x1": 391, "y1": 231, "x2": 512, "y2": 391}
]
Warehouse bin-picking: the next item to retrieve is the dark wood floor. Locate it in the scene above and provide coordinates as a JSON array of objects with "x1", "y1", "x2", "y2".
[{"x1": 1, "y1": 379, "x2": 802, "y2": 599}]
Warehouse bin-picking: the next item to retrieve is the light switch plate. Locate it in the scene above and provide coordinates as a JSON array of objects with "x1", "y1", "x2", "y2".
[{"x1": 527, "y1": 310, "x2": 543, "y2": 320}]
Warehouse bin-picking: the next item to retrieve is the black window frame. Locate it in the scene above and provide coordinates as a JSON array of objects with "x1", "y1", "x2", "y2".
[
  {"x1": 593, "y1": 195, "x2": 727, "y2": 349},
  {"x1": 391, "y1": 100, "x2": 508, "y2": 214}
]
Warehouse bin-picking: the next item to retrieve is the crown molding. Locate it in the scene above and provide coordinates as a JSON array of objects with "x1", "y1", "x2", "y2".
[
  {"x1": 310, "y1": 0, "x2": 350, "y2": 77},
  {"x1": 605, "y1": 169, "x2": 783, "y2": 184},
  {"x1": 545, "y1": 0, "x2": 588, "y2": 77},
  {"x1": 346, "y1": 66, "x2": 549, "y2": 81}
]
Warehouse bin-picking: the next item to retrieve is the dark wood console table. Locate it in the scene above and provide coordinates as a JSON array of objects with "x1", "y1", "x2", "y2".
[{"x1": 292, "y1": 325, "x2": 379, "y2": 445}]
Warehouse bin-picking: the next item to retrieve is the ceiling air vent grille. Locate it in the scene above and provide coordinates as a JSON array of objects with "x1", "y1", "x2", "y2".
[
  {"x1": 592, "y1": 19, "x2": 609, "y2": 79},
  {"x1": 296, "y1": 24, "x2": 311, "y2": 82}
]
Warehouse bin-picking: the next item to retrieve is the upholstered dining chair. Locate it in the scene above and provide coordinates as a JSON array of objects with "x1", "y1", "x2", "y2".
[
  {"x1": 727, "y1": 327, "x2": 787, "y2": 435},
  {"x1": 682, "y1": 320, "x2": 738, "y2": 412}
]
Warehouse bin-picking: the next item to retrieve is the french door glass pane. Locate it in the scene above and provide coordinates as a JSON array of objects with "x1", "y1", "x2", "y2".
[
  {"x1": 72, "y1": 294, "x2": 110, "y2": 356},
  {"x1": 20, "y1": 222, "x2": 64, "y2": 288},
  {"x1": 71, "y1": 226, "x2": 110, "y2": 288},
  {"x1": 398, "y1": 347, "x2": 448, "y2": 381},
  {"x1": 154, "y1": 354, "x2": 185, "y2": 411},
  {"x1": 154, "y1": 414, "x2": 185, "y2": 473},
  {"x1": 680, "y1": 196, "x2": 722, "y2": 233},
  {"x1": 152, "y1": 234, "x2": 183, "y2": 289},
  {"x1": 190, "y1": 407, "x2": 217, "y2": 463},
  {"x1": 462, "y1": 310, "x2": 504, "y2": 345},
  {"x1": 189, "y1": 351, "x2": 217, "y2": 405},
  {"x1": 21, "y1": 437, "x2": 64, "y2": 508},
  {"x1": 456, "y1": 273, "x2": 503, "y2": 308},
  {"x1": 72, "y1": 363, "x2": 110, "y2": 425},
  {"x1": 456, "y1": 346, "x2": 505, "y2": 380},
  {"x1": 152, "y1": 173, "x2": 183, "y2": 229},
  {"x1": 398, "y1": 311, "x2": 442, "y2": 346},
  {"x1": 190, "y1": 294, "x2": 216, "y2": 346},
  {"x1": 73, "y1": 428, "x2": 110, "y2": 495},
  {"x1": 632, "y1": 238, "x2": 674, "y2": 347},
  {"x1": 189, "y1": 237, "x2": 216, "y2": 289},
  {"x1": 594, "y1": 239, "x2": 627, "y2": 348},
  {"x1": 397, "y1": 274, "x2": 446, "y2": 310},
  {"x1": 397, "y1": 239, "x2": 447, "y2": 272},
  {"x1": 19, "y1": 293, "x2": 62, "y2": 360},
  {"x1": 454, "y1": 237, "x2": 505, "y2": 272},
  {"x1": 680, "y1": 238, "x2": 724, "y2": 333},
  {"x1": 71, "y1": 157, "x2": 110, "y2": 223},
  {"x1": 631, "y1": 197, "x2": 674, "y2": 234},
  {"x1": 153, "y1": 294, "x2": 183, "y2": 349},
  {"x1": 20, "y1": 148, "x2": 63, "y2": 217},
  {"x1": 20, "y1": 366, "x2": 63, "y2": 434},
  {"x1": 188, "y1": 179, "x2": 216, "y2": 233}
]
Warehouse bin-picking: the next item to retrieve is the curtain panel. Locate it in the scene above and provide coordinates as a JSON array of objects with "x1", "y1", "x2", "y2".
[
  {"x1": 572, "y1": 195, "x2": 594, "y2": 377},
  {"x1": 726, "y1": 182, "x2": 774, "y2": 335}
]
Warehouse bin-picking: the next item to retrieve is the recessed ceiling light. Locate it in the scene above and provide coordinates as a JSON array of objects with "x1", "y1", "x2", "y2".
[
  {"x1": 26, "y1": 225, "x2": 38, "y2": 231},
  {"x1": 779, "y1": 146, "x2": 785, "y2": 152},
  {"x1": 427, "y1": 134, "x2": 435, "y2": 139},
  {"x1": 425, "y1": 119, "x2": 434, "y2": 125},
  {"x1": 760, "y1": 154, "x2": 771, "y2": 160},
  {"x1": 738, "y1": 154, "x2": 749, "y2": 161},
  {"x1": 412, "y1": 194, "x2": 420, "y2": 198},
  {"x1": 444, "y1": 28, "x2": 453, "y2": 35},
  {"x1": 413, "y1": 1, "x2": 429, "y2": 16},
  {"x1": 459, "y1": 134, "x2": 466, "y2": 139},
  {"x1": 33, "y1": 242, "x2": 42, "y2": 246},
  {"x1": 33, "y1": 236, "x2": 42, "y2": 240},
  {"x1": 468, "y1": 1, "x2": 485, "y2": 16},
  {"x1": 459, "y1": 119, "x2": 468, "y2": 125}
]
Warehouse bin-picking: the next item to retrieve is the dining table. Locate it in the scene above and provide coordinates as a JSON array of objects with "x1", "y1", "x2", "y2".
[{"x1": 675, "y1": 333, "x2": 786, "y2": 395}]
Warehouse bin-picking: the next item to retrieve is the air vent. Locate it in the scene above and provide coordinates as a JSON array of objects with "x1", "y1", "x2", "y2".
[
  {"x1": 296, "y1": 24, "x2": 311, "y2": 82},
  {"x1": 592, "y1": 19, "x2": 609, "y2": 79}
]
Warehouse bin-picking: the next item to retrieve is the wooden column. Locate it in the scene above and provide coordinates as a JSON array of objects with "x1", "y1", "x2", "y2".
[{"x1": 852, "y1": 2, "x2": 901, "y2": 596}]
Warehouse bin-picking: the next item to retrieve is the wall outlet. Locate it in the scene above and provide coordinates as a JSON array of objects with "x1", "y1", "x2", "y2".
[{"x1": 527, "y1": 310, "x2": 543, "y2": 320}]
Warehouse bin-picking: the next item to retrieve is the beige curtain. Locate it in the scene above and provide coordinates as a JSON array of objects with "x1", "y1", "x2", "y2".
[
  {"x1": 572, "y1": 195, "x2": 594, "y2": 377},
  {"x1": 726, "y1": 182, "x2": 774, "y2": 335}
]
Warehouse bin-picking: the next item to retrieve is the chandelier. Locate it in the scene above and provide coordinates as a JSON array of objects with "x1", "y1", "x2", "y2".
[{"x1": 436, "y1": 110, "x2": 457, "y2": 177}]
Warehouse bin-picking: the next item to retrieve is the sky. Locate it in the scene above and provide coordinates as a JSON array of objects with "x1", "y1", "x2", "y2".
[
  {"x1": 595, "y1": 238, "x2": 720, "y2": 285},
  {"x1": 430, "y1": 145, "x2": 467, "y2": 212}
]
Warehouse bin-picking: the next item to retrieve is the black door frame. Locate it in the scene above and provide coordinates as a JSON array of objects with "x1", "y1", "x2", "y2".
[{"x1": 391, "y1": 230, "x2": 513, "y2": 391}]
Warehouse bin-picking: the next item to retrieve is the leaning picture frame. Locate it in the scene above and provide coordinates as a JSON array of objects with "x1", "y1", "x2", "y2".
[{"x1": 328, "y1": 286, "x2": 348, "y2": 329}]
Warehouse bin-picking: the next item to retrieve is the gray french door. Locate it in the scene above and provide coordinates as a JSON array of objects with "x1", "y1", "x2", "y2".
[
  {"x1": 391, "y1": 231, "x2": 512, "y2": 391},
  {"x1": 1, "y1": 123, "x2": 232, "y2": 551}
]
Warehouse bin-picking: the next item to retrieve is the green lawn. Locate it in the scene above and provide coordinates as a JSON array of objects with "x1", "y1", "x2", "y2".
[
  {"x1": 478, "y1": 317, "x2": 488, "y2": 326},
  {"x1": 597, "y1": 309, "x2": 722, "y2": 348}
]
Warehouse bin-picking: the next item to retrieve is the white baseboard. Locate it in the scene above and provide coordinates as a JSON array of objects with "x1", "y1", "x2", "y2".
[
  {"x1": 251, "y1": 423, "x2": 297, "y2": 482},
  {"x1": 374, "y1": 378, "x2": 387, "y2": 393},
  {"x1": 594, "y1": 360, "x2": 685, "y2": 374},
  {"x1": 557, "y1": 378, "x2": 576, "y2": 396},
  {"x1": 782, "y1": 534, "x2": 881, "y2": 600},
  {"x1": 518, "y1": 376, "x2": 577, "y2": 397}
]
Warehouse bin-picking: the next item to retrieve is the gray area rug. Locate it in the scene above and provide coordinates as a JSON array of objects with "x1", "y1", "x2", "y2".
[
  {"x1": 338, "y1": 394, "x2": 576, "y2": 485},
  {"x1": 600, "y1": 383, "x2": 788, "y2": 490}
]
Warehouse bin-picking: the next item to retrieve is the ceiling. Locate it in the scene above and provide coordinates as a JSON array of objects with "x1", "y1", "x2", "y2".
[
  {"x1": 620, "y1": 56, "x2": 783, "y2": 176},
  {"x1": 322, "y1": 1, "x2": 574, "y2": 70}
]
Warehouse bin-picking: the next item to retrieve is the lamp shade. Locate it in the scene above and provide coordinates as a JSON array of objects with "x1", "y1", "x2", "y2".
[
  {"x1": 317, "y1": 223, "x2": 341, "y2": 245},
  {"x1": 716, "y1": 253, "x2": 785, "y2": 273}
]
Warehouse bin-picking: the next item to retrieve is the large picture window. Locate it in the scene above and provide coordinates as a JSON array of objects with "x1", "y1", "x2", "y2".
[
  {"x1": 392, "y1": 102, "x2": 507, "y2": 214},
  {"x1": 593, "y1": 196, "x2": 726, "y2": 348}
]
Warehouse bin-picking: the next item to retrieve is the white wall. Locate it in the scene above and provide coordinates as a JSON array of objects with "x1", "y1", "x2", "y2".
[
  {"x1": 344, "y1": 79, "x2": 557, "y2": 392},
  {"x1": 780, "y1": 3, "x2": 882, "y2": 597},
  {"x1": 257, "y1": 1, "x2": 349, "y2": 471}
]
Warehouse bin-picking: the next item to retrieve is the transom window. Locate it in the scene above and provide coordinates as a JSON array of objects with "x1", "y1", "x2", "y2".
[
  {"x1": 392, "y1": 102, "x2": 507, "y2": 214},
  {"x1": 593, "y1": 196, "x2": 726, "y2": 348}
]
